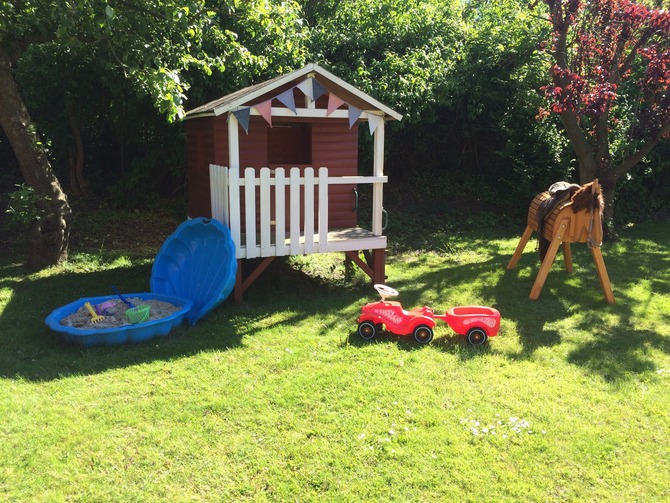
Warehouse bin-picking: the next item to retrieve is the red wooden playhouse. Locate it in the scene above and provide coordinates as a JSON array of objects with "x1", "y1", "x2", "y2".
[{"x1": 184, "y1": 64, "x2": 402, "y2": 302}]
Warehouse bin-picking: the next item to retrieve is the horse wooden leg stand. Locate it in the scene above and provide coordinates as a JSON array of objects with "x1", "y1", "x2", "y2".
[{"x1": 507, "y1": 179, "x2": 615, "y2": 304}]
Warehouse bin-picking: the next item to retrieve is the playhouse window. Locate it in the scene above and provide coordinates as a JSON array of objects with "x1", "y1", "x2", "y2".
[{"x1": 267, "y1": 122, "x2": 312, "y2": 165}]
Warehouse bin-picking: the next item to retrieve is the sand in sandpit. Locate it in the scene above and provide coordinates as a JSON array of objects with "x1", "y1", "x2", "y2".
[{"x1": 60, "y1": 297, "x2": 181, "y2": 329}]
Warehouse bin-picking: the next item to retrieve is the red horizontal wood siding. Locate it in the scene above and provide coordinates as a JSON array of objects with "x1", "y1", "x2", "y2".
[
  {"x1": 186, "y1": 114, "x2": 361, "y2": 232},
  {"x1": 312, "y1": 119, "x2": 358, "y2": 228},
  {"x1": 186, "y1": 118, "x2": 216, "y2": 218}
]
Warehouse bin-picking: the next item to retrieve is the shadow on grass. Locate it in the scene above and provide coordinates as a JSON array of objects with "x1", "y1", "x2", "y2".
[
  {"x1": 0, "y1": 256, "x2": 367, "y2": 382},
  {"x1": 0, "y1": 259, "x2": 243, "y2": 382},
  {"x1": 2, "y1": 222, "x2": 668, "y2": 383},
  {"x1": 342, "y1": 329, "x2": 485, "y2": 358},
  {"x1": 378, "y1": 223, "x2": 670, "y2": 382},
  {"x1": 506, "y1": 228, "x2": 670, "y2": 380},
  {"x1": 562, "y1": 228, "x2": 670, "y2": 382}
]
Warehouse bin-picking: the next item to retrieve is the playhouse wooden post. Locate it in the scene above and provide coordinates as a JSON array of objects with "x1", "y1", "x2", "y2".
[
  {"x1": 227, "y1": 113, "x2": 240, "y2": 171},
  {"x1": 368, "y1": 113, "x2": 386, "y2": 284},
  {"x1": 372, "y1": 249, "x2": 386, "y2": 284},
  {"x1": 234, "y1": 257, "x2": 276, "y2": 304},
  {"x1": 371, "y1": 116, "x2": 385, "y2": 236}
]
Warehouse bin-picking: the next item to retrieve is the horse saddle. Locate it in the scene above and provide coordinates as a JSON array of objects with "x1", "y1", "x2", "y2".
[{"x1": 536, "y1": 181, "x2": 582, "y2": 236}]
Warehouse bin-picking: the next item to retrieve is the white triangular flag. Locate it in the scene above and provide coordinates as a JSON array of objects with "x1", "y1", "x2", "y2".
[{"x1": 368, "y1": 113, "x2": 383, "y2": 135}]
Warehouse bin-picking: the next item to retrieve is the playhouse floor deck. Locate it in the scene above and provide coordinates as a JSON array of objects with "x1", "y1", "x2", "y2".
[{"x1": 236, "y1": 227, "x2": 386, "y2": 258}]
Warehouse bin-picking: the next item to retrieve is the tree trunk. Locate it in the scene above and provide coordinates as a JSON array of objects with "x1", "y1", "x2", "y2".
[
  {"x1": 0, "y1": 46, "x2": 71, "y2": 269},
  {"x1": 598, "y1": 168, "x2": 619, "y2": 240}
]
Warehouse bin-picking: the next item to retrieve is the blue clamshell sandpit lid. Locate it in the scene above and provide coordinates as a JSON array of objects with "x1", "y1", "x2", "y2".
[{"x1": 150, "y1": 217, "x2": 237, "y2": 325}]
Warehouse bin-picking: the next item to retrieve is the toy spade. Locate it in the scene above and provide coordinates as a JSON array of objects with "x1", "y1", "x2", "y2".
[{"x1": 112, "y1": 285, "x2": 150, "y2": 324}]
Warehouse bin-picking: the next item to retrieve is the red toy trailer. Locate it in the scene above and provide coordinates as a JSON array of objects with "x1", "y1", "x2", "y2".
[{"x1": 357, "y1": 285, "x2": 500, "y2": 345}]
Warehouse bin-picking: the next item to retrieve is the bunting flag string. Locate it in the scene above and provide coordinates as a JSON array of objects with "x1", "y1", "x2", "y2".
[
  {"x1": 230, "y1": 77, "x2": 380, "y2": 135},
  {"x1": 275, "y1": 88, "x2": 297, "y2": 114},
  {"x1": 296, "y1": 77, "x2": 328, "y2": 102}
]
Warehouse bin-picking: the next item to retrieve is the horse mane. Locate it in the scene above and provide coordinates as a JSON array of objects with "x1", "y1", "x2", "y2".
[{"x1": 569, "y1": 181, "x2": 604, "y2": 215}]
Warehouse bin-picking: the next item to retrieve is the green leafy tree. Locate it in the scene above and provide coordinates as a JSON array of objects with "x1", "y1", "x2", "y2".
[
  {"x1": 306, "y1": 0, "x2": 463, "y2": 123},
  {"x1": 0, "y1": 0, "x2": 307, "y2": 269},
  {"x1": 305, "y1": 0, "x2": 568, "y2": 219},
  {"x1": 443, "y1": 0, "x2": 564, "y2": 206},
  {"x1": 15, "y1": 42, "x2": 108, "y2": 197}
]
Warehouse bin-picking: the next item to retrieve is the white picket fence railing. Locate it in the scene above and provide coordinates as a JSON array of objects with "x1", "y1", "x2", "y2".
[{"x1": 209, "y1": 165, "x2": 386, "y2": 259}]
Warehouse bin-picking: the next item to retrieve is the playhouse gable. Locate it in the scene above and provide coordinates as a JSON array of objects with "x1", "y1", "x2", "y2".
[{"x1": 185, "y1": 63, "x2": 403, "y2": 121}]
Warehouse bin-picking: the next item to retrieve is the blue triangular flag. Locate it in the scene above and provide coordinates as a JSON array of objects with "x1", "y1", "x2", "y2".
[
  {"x1": 311, "y1": 79, "x2": 327, "y2": 101},
  {"x1": 275, "y1": 88, "x2": 297, "y2": 114},
  {"x1": 232, "y1": 108, "x2": 251, "y2": 134},
  {"x1": 348, "y1": 106, "x2": 362, "y2": 129},
  {"x1": 297, "y1": 77, "x2": 328, "y2": 102}
]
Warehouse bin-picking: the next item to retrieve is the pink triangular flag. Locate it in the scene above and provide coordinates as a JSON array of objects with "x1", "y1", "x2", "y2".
[
  {"x1": 255, "y1": 100, "x2": 273, "y2": 127},
  {"x1": 327, "y1": 94, "x2": 345, "y2": 116}
]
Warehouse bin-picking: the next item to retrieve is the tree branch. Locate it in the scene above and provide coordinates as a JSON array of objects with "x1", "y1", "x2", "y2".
[{"x1": 613, "y1": 119, "x2": 670, "y2": 179}]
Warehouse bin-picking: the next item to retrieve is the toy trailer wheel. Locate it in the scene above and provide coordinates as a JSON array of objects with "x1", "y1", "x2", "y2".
[
  {"x1": 358, "y1": 321, "x2": 378, "y2": 340},
  {"x1": 413, "y1": 324, "x2": 434, "y2": 344},
  {"x1": 466, "y1": 328, "x2": 488, "y2": 346}
]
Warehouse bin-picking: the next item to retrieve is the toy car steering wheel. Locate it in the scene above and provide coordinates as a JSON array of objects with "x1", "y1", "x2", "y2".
[{"x1": 374, "y1": 284, "x2": 399, "y2": 300}]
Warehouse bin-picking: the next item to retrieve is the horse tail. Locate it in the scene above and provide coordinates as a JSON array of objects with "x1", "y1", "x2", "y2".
[{"x1": 539, "y1": 236, "x2": 550, "y2": 263}]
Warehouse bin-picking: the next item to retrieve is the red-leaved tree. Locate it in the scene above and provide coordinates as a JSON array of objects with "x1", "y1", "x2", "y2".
[{"x1": 536, "y1": 0, "x2": 670, "y2": 230}]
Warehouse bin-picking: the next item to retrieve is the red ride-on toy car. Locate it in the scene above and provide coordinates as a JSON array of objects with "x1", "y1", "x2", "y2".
[
  {"x1": 357, "y1": 284, "x2": 501, "y2": 345},
  {"x1": 357, "y1": 284, "x2": 437, "y2": 343}
]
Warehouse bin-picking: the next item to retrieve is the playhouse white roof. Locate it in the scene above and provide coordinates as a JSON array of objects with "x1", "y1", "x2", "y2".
[{"x1": 184, "y1": 63, "x2": 403, "y2": 121}]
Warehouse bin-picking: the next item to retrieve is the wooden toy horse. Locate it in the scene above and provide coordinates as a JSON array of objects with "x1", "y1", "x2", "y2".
[{"x1": 507, "y1": 179, "x2": 615, "y2": 303}]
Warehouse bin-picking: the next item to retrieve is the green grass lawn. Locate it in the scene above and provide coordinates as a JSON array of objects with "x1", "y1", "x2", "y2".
[{"x1": 1, "y1": 221, "x2": 669, "y2": 501}]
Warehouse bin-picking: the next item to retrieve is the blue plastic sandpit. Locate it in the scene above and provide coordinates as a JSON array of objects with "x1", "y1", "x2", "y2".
[
  {"x1": 46, "y1": 217, "x2": 237, "y2": 346},
  {"x1": 45, "y1": 293, "x2": 192, "y2": 347}
]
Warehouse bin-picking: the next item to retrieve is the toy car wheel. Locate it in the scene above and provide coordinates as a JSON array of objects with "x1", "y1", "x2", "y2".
[
  {"x1": 466, "y1": 328, "x2": 488, "y2": 345},
  {"x1": 358, "y1": 321, "x2": 378, "y2": 340},
  {"x1": 413, "y1": 324, "x2": 433, "y2": 344}
]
